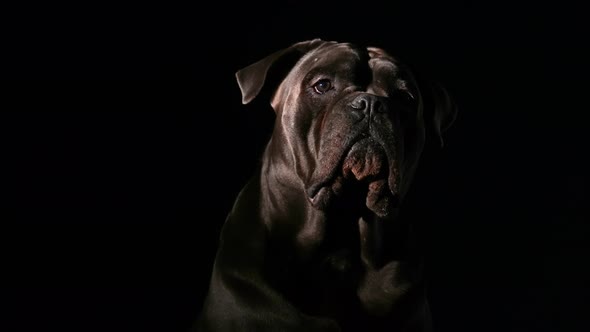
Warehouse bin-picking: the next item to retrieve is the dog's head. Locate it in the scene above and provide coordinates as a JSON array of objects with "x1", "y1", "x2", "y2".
[{"x1": 236, "y1": 39, "x2": 456, "y2": 217}]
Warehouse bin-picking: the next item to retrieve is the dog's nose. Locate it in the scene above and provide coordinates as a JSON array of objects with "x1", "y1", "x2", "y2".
[{"x1": 349, "y1": 94, "x2": 386, "y2": 116}]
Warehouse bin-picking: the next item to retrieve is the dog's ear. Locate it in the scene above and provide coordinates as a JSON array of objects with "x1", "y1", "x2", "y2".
[
  {"x1": 236, "y1": 38, "x2": 327, "y2": 105},
  {"x1": 422, "y1": 81, "x2": 458, "y2": 147}
]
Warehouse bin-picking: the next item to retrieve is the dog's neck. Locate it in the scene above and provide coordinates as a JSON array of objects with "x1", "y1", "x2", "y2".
[{"x1": 255, "y1": 135, "x2": 329, "y2": 256}]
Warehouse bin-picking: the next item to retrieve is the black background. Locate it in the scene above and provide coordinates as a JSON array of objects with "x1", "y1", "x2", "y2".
[{"x1": 3, "y1": 1, "x2": 589, "y2": 331}]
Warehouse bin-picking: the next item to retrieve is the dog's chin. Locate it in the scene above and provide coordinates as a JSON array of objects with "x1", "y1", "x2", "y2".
[
  {"x1": 308, "y1": 138, "x2": 399, "y2": 217},
  {"x1": 309, "y1": 178, "x2": 396, "y2": 217}
]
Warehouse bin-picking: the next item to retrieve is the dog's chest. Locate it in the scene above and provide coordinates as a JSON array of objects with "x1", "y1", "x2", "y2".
[{"x1": 267, "y1": 216, "x2": 364, "y2": 310}]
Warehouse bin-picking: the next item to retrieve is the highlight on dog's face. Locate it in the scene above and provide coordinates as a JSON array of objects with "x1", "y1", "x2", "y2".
[
  {"x1": 276, "y1": 43, "x2": 423, "y2": 216},
  {"x1": 236, "y1": 40, "x2": 454, "y2": 218}
]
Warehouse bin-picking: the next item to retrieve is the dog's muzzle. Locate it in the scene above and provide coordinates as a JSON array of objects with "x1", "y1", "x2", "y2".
[{"x1": 307, "y1": 94, "x2": 401, "y2": 216}]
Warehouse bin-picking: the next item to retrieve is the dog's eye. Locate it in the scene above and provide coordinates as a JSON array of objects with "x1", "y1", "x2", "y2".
[{"x1": 313, "y1": 79, "x2": 333, "y2": 94}]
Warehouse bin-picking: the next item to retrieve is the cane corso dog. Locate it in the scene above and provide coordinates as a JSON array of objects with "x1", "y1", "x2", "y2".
[{"x1": 196, "y1": 39, "x2": 456, "y2": 332}]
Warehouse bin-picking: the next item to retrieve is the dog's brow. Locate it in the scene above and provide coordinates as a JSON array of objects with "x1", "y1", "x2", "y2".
[
  {"x1": 368, "y1": 62, "x2": 401, "y2": 91},
  {"x1": 369, "y1": 58, "x2": 399, "y2": 76},
  {"x1": 303, "y1": 68, "x2": 332, "y2": 83}
]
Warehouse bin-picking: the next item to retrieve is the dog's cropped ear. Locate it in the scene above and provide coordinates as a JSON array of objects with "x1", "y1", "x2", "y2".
[
  {"x1": 422, "y1": 81, "x2": 458, "y2": 147},
  {"x1": 236, "y1": 38, "x2": 327, "y2": 105}
]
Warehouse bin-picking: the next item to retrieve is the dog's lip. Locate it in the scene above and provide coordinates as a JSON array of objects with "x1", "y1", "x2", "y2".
[
  {"x1": 308, "y1": 174, "x2": 398, "y2": 214},
  {"x1": 307, "y1": 179, "x2": 331, "y2": 201},
  {"x1": 307, "y1": 137, "x2": 394, "y2": 205},
  {"x1": 307, "y1": 186, "x2": 330, "y2": 207},
  {"x1": 306, "y1": 135, "x2": 366, "y2": 201}
]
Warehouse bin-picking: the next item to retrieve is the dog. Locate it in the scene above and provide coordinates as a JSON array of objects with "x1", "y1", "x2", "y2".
[{"x1": 195, "y1": 39, "x2": 456, "y2": 332}]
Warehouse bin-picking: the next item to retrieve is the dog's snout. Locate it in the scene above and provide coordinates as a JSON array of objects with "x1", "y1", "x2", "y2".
[{"x1": 349, "y1": 94, "x2": 386, "y2": 116}]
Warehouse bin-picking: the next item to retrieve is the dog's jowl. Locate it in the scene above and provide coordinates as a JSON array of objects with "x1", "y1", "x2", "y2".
[{"x1": 195, "y1": 39, "x2": 456, "y2": 332}]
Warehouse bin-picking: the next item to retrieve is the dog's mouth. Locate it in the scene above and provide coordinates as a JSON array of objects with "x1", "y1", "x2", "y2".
[{"x1": 307, "y1": 137, "x2": 400, "y2": 216}]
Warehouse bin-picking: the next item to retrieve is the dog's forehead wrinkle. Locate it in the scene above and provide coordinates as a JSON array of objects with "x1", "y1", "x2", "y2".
[{"x1": 307, "y1": 43, "x2": 362, "y2": 67}]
